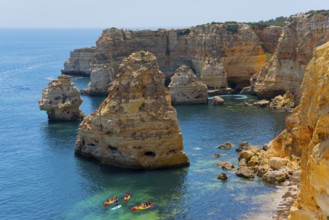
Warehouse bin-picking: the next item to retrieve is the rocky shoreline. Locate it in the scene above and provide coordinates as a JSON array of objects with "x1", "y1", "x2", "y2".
[{"x1": 39, "y1": 9, "x2": 329, "y2": 219}]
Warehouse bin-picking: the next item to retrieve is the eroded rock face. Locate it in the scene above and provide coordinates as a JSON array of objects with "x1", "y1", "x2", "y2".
[
  {"x1": 75, "y1": 51, "x2": 190, "y2": 169},
  {"x1": 81, "y1": 64, "x2": 115, "y2": 96},
  {"x1": 252, "y1": 25, "x2": 283, "y2": 53},
  {"x1": 286, "y1": 41, "x2": 329, "y2": 220},
  {"x1": 81, "y1": 23, "x2": 276, "y2": 95},
  {"x1": 39, "y1": 75, "x2": 84, "y2": 121},
  {"x1": 200, "y1": 60, "x2": 227, "y2": 89},
  {"x1": 253, "y1": 12, "x2": 329, "y2": 100},
  {"x1": 270, "y1": 91, "x2": 295, "y2": 112},
  {"x1": 62, "y1": 47, "x2": 96, "y2": 76},
  {"x1": 168, "y1": 65, "x2": 208, "y2": 104}
]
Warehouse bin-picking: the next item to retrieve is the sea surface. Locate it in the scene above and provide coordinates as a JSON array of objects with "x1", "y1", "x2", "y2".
[{"x1": 0, "y1": 29, "x2": 288, "y2": 220}]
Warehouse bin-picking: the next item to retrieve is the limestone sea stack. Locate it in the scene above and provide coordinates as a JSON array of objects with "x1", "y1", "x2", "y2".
[
  {"x1": 80, "y1": 64, "x2": 115, "y2": 95},
  {"x1": 168, "y1": 65, "x2": 208, "y2": 104},
  {"x1": 61, "y1": 47, "x2": 96, "y2": 76},
  {"x1": 39, "y1": 75, "x2": 84, "y2": 121},
  {"x1": 200, "y1": 59, "x2": 228, "y2": 90},
  {"x1": 75, "y1": 51, "x2": 190, "y2": 169}
]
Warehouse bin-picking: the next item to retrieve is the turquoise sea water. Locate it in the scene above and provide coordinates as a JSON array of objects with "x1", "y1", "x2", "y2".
[{"x1": 0, "y1": 29, "x2": 288, "y2": 220}]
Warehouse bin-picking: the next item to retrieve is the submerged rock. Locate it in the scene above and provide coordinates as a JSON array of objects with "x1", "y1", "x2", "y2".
[
  {"x1": 168, "y1": 65, "x2": 208, "y2": 104},
  {"x1": 39, "y1": 75, "x2": 84, "y2": 121},
  {"x1": 216, "y1": 161, "x2": 235, "y2": 171},
  {"x1": 217, "y1": 141, "x2": 234, "y2": 149},
  {"x1": 217, "y1": 173, "x2": 228, "y2": 181},
  {"x1": 254, "y1": 99, "x2": 270, "y2": 107},
  {"x1": 75, "y1": 51, "x2": 190, "y2": 169},
  {"x1": 212, "y1": 96, "x2": 225, "y2": 105}
]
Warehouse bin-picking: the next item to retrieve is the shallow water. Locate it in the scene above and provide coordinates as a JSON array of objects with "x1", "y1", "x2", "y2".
[{"x1": 0, "y1": 29, "x2": 288, "y2": 219}]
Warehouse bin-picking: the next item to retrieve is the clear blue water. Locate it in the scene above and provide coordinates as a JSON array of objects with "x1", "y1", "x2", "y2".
[{"x1": 0, "y1": 29, "x2": 288, "y2": 220}]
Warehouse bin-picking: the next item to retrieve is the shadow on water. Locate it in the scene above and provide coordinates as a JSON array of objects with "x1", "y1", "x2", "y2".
[{"x1": 40, "y1": 121, "x2": 81, "y2": 148}]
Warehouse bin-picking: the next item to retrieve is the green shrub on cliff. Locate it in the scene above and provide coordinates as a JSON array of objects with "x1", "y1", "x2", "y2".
[
  {"x1": 225, "y1": 23, "x2": 239, "y2": 34},
  {"x1": 248, "y1": 16, "x2": 286, "y2": 28}
]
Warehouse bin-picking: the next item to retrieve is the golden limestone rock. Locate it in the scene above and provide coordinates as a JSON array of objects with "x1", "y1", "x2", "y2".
[
  {"x1": 253, "y1": 11, "x2": 329, "y2": 101},
  {"x1": 287, "y1": 41, "x2": 329, "y2": 220},
  {"x1": 61, "y1": 47, "x2": 96, "y2": 76},
  {"x1": 78, "y1": 23, "x2": 277, "y2": 95},
  {"x1": 39, "y1": 75, "x2": 84, "y2": 121},
  {"x1": 168, "y1": 65, "x2": 208, "y2": 104},
  {"x1": 75, "y1": 51, "x2": 190, "y2": 169}
]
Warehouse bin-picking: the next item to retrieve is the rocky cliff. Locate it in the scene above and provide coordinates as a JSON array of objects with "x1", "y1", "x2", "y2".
[
  {"x1": 39, "y1": 75, "x2": 84, "y2": 121},
  {"x1": 253, "y1": 11, "x2": 329, "y2": 100},
  {"x1": 62, "y1": 47, "x2": 96, "y2": 76},
  {"x1": 263, "y1": 42, "x2": 329, "y2": 219},
  {"x1": 168, "y1": 65, "x2": 208, "y2": 104},
  {"x1": 75, "y1": 51, "x2": 190, "y2": 169},
  {"x1": 77, "y1": 23, "x2": 281, "y2": 95},
  {"x1": 286, "y1": 42, "x2": 329, "y2": 220}
]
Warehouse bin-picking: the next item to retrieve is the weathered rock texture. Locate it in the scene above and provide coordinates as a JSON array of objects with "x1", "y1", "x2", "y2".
[
  {"x1": 200, "y1": 60, "x2": 227, "y2": 89},
  {"x1": 62, "y1": 47, "x2": 96, "y2": 76},
  {"x1": 168, "y1": 65, "x2": 208, "y2": 104},
  {"x1": 75, "y1": 51, "x2": 190, "y2": 169},
  {"x1": 78, "y1": 23, "x2": 281, "y2": 95},
  {"x1": 253, "y1": 11, "x2": 329, "y2": 100},
  {"x1": 285, "y1": 42, "x2": 329, "y2": 220},
  {"x1": 251, "y1": 25, "x2": 283, "y2": 53},
  {"x1": 39, "y1": 75, "x2": 84, "y2": 121},
  {"x1": 270, "y1": 91, "x2": 295, "y2": 112},
  {"x1": 80, "y1": 64, "x2": 115, "y2": 95}
]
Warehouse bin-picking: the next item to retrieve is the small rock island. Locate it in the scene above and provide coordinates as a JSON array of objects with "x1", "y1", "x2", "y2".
[
  {"x1": 168, "y1": 65, "x2": 208, "y2": 104},
  {"x1": 75, "y1": 51, "x2": 190, "y2": 169},
  {"x1": 39, "y1": 75, "x2": 84, "y2": 121}
]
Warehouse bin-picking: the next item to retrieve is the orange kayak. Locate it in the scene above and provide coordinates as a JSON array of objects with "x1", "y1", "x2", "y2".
[
  {"x1": 124, "y1": 195, "x2": 131, "y2": 202},
  {"x1": 131, "y1": 203, "x2": 154, "y2": 211},
  {"x1": 103, "y1": 198, "x2": 116, "y2": 207}
]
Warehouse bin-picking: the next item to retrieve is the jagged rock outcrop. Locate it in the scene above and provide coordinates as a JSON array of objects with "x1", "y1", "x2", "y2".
[
  {"x1": 235, "y1": 144, "x2": 298, "y2": 183},
  {"x1": 61, "y1": 47, "x2": 96, "y2": 76},
  {"x1": 39, "y1": 75, "x2": 84, "y2": 121},
  {"x1": 168, "y1": 65, "x2": 208, "y2": 104},
  {"x1": 75, "y1": 51, "x2": 190, "y2": 169},
  {"x1": 253, "y1": 11, "x2": 329, "y2": 100},
  {"x1": 286, "y1": 42, "x2": 329, "y2": 220},
  {"x1": 80, "y1": 23, "x2": 279, "y2": 95},
  {"x1": 270, "y1": 91, "x2": 295, "y2": 112}
]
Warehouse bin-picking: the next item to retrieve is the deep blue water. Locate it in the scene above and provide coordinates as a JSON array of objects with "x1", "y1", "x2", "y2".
[{"x1": 0, "y1": 29, "x2": 288, "y2": 220}]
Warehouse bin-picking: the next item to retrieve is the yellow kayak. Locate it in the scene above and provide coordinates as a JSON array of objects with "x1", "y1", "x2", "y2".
[{"x1": 131, "y1": 203, "x2": 154, "y2": 211}]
